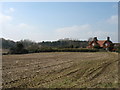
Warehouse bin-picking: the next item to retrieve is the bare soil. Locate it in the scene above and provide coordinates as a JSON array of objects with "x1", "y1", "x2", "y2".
[{"x1": 2, "y1": 52, "x2": 119, "y2": 88}]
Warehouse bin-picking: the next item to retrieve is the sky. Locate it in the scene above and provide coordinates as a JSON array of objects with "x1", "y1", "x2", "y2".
[{"x1": 0, "y1": 2, "x2": 118, "y2": 42}]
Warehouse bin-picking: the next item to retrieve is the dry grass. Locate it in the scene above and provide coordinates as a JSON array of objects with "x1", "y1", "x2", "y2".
[{"x1": 2, "y1": 52, "x2": 119, "y2": 88}]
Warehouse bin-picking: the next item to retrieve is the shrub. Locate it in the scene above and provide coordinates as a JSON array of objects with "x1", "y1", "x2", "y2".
[
  {"x1": 93, "y1": 45, "x2": 100, "y2": 49},
  {"x1": 38, "y1": 48, "x2": 99, "y2": 52},
  {"x1": 9, "y1": 43, "x2": 28, "y2": 54}
]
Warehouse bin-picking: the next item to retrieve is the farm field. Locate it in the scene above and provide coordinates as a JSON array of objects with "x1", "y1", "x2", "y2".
[{"x1": 2, "y1": 52, "x2": 119, "y2": 88}]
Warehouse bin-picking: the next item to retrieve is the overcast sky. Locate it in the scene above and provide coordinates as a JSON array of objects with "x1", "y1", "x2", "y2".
[{"x1": 0, "y1": 2, "x2": 118, "y2": 42}]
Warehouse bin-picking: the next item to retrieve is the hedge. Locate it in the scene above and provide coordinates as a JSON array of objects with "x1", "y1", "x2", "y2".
[{"x1": 36, "y1": 48, "x2": 99, "y2": 52}]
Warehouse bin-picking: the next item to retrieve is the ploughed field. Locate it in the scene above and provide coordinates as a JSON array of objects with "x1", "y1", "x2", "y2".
[{"x1": 2, "y1": 52, "x2": 119, "y2": 88}]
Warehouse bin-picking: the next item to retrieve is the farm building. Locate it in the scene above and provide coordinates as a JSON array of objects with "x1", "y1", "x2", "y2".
[{"x1": 87, "y1": 37, "x2": 114, "y2": 51}]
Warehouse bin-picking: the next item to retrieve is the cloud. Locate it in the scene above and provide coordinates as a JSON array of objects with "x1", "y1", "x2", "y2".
[
  {"x1": 0, "y1": 13, "x2": 12, "y2": 24},
  {"x1": 9, "y1": 8, "x2": 15, "y2": 12},
  {"x1": 2, "y1": 22, "x2": 40, "y2": 41},
  {"x1": 0, "y1": 8, "x2": 54, "y2": 42},
  {"x1": 56, "y1": 24, "x2": 91, "y2": 39},
  {"x1": 107, "y1": 15, "x2": 118, "y2": 24},
  {"x1": 56, "y1": 24, "x2": 91, "y2": 33},
  {"x1": 113, "y1": 4, "x2": 118, "y2": 9},
  {"x1": 17, "y1": 23, "x2": 32, "y2": 30},
  {"x1": 1, "y1": 7, "x2": 118, "y2": 43},
  {"x1": 0, "y1": 8, "x2": 14, "y2": 24},
  {"x1": 5, "y1": 8, "x2": 15, "y2": 13},
  {"x1": 55, "y1": 24, "x2": 118, "y2": 42},
  {"x1": 0, "y1": 11, "x2": 50, "y2": 42}
]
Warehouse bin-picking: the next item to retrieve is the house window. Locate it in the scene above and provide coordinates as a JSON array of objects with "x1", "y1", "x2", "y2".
[
  {"x1": 105, "y1": 43, "x2": 108, "y2": 46},
  {"x1": 92, "y1": 43, "x2": 95, "y2": 46}
]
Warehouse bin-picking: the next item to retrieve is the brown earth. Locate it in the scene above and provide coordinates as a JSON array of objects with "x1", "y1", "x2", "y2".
[{"x1": 2, "y1": 52, "x2": 119, "y2": 88}]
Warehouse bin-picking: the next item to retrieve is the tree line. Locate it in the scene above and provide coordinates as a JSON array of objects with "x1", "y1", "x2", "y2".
[
  {"x1": 2, "y1": 38, "x2": 97, "y2": 54},
  {"x1": 1, "y1": 38, "x2": 120, "y2": 54}
]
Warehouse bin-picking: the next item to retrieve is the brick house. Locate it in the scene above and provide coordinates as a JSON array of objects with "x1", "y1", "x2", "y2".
[{"x1": 87, "y1": 37, "x2": 114, "y2": 51}]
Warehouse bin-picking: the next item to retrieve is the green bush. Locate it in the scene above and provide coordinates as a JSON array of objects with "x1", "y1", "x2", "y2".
[
  {"x1": 9, "y1": 42, "x2": 28, "y2": 54},
  {"x1": 114, "y1": 45, "x2": 120, "y2": 53},
  {"x1": 9, "y1": 44, "x2": 99, "y2": 54},
  {"x1": 37, "y1": 48, "x2": 99, "y2": 52},
  {"x1": 93, "y1": 45, "x2": 100, "y2": 49}
]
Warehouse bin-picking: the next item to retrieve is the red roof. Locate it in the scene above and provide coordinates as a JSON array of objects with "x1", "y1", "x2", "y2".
[{"x1": 97, "y1": 40, "x2": 106, "y2": 47}]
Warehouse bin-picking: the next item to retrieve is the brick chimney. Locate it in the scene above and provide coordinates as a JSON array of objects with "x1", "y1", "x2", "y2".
[
  {"x1": 107, "y1": 37, "x2": 110, "y2": 41},
  {"x1": 93, "y1": 37, "x2": 98, "y2": 41}
]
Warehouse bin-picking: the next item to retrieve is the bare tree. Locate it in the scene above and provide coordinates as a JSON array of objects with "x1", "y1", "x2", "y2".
[{"x1": 88, "y1": 37, "x2": 93, "y2": 42}]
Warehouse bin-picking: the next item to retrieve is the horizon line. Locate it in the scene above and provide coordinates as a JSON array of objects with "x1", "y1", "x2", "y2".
[{"x1": 0, "y1": 37, "x2": 118, "y2": 43}]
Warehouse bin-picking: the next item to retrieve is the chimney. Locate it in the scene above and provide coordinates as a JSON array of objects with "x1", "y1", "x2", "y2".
[
  {"x1": 107, "y1": 37, "x2": 110, "y2": 41},
  {"x1": 93, "y1": 37, "x2": 98, "y2": 41}
]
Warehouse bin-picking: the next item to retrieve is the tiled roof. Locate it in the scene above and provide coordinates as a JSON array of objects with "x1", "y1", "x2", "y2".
[{"x1": 97, "y1": 40, "x2": 106, "y2": 47}]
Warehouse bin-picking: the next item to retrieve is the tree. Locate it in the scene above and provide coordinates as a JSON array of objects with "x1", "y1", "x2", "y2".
[
  {"x1": 20, "y1": 39, "x2": 36, "y2": 48},
  {"x1": 16, "y1": 42, "x2": 24, "y2": 51},
  {"x1": 88, "y1": 37, "x2": 93, "y2": 42},
  {"x1": 27, "y1": 44, "x2": 41, "y2": 53},
  {"x1": 9, "y1": 42, "x2": 28, "y2": 54}
]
